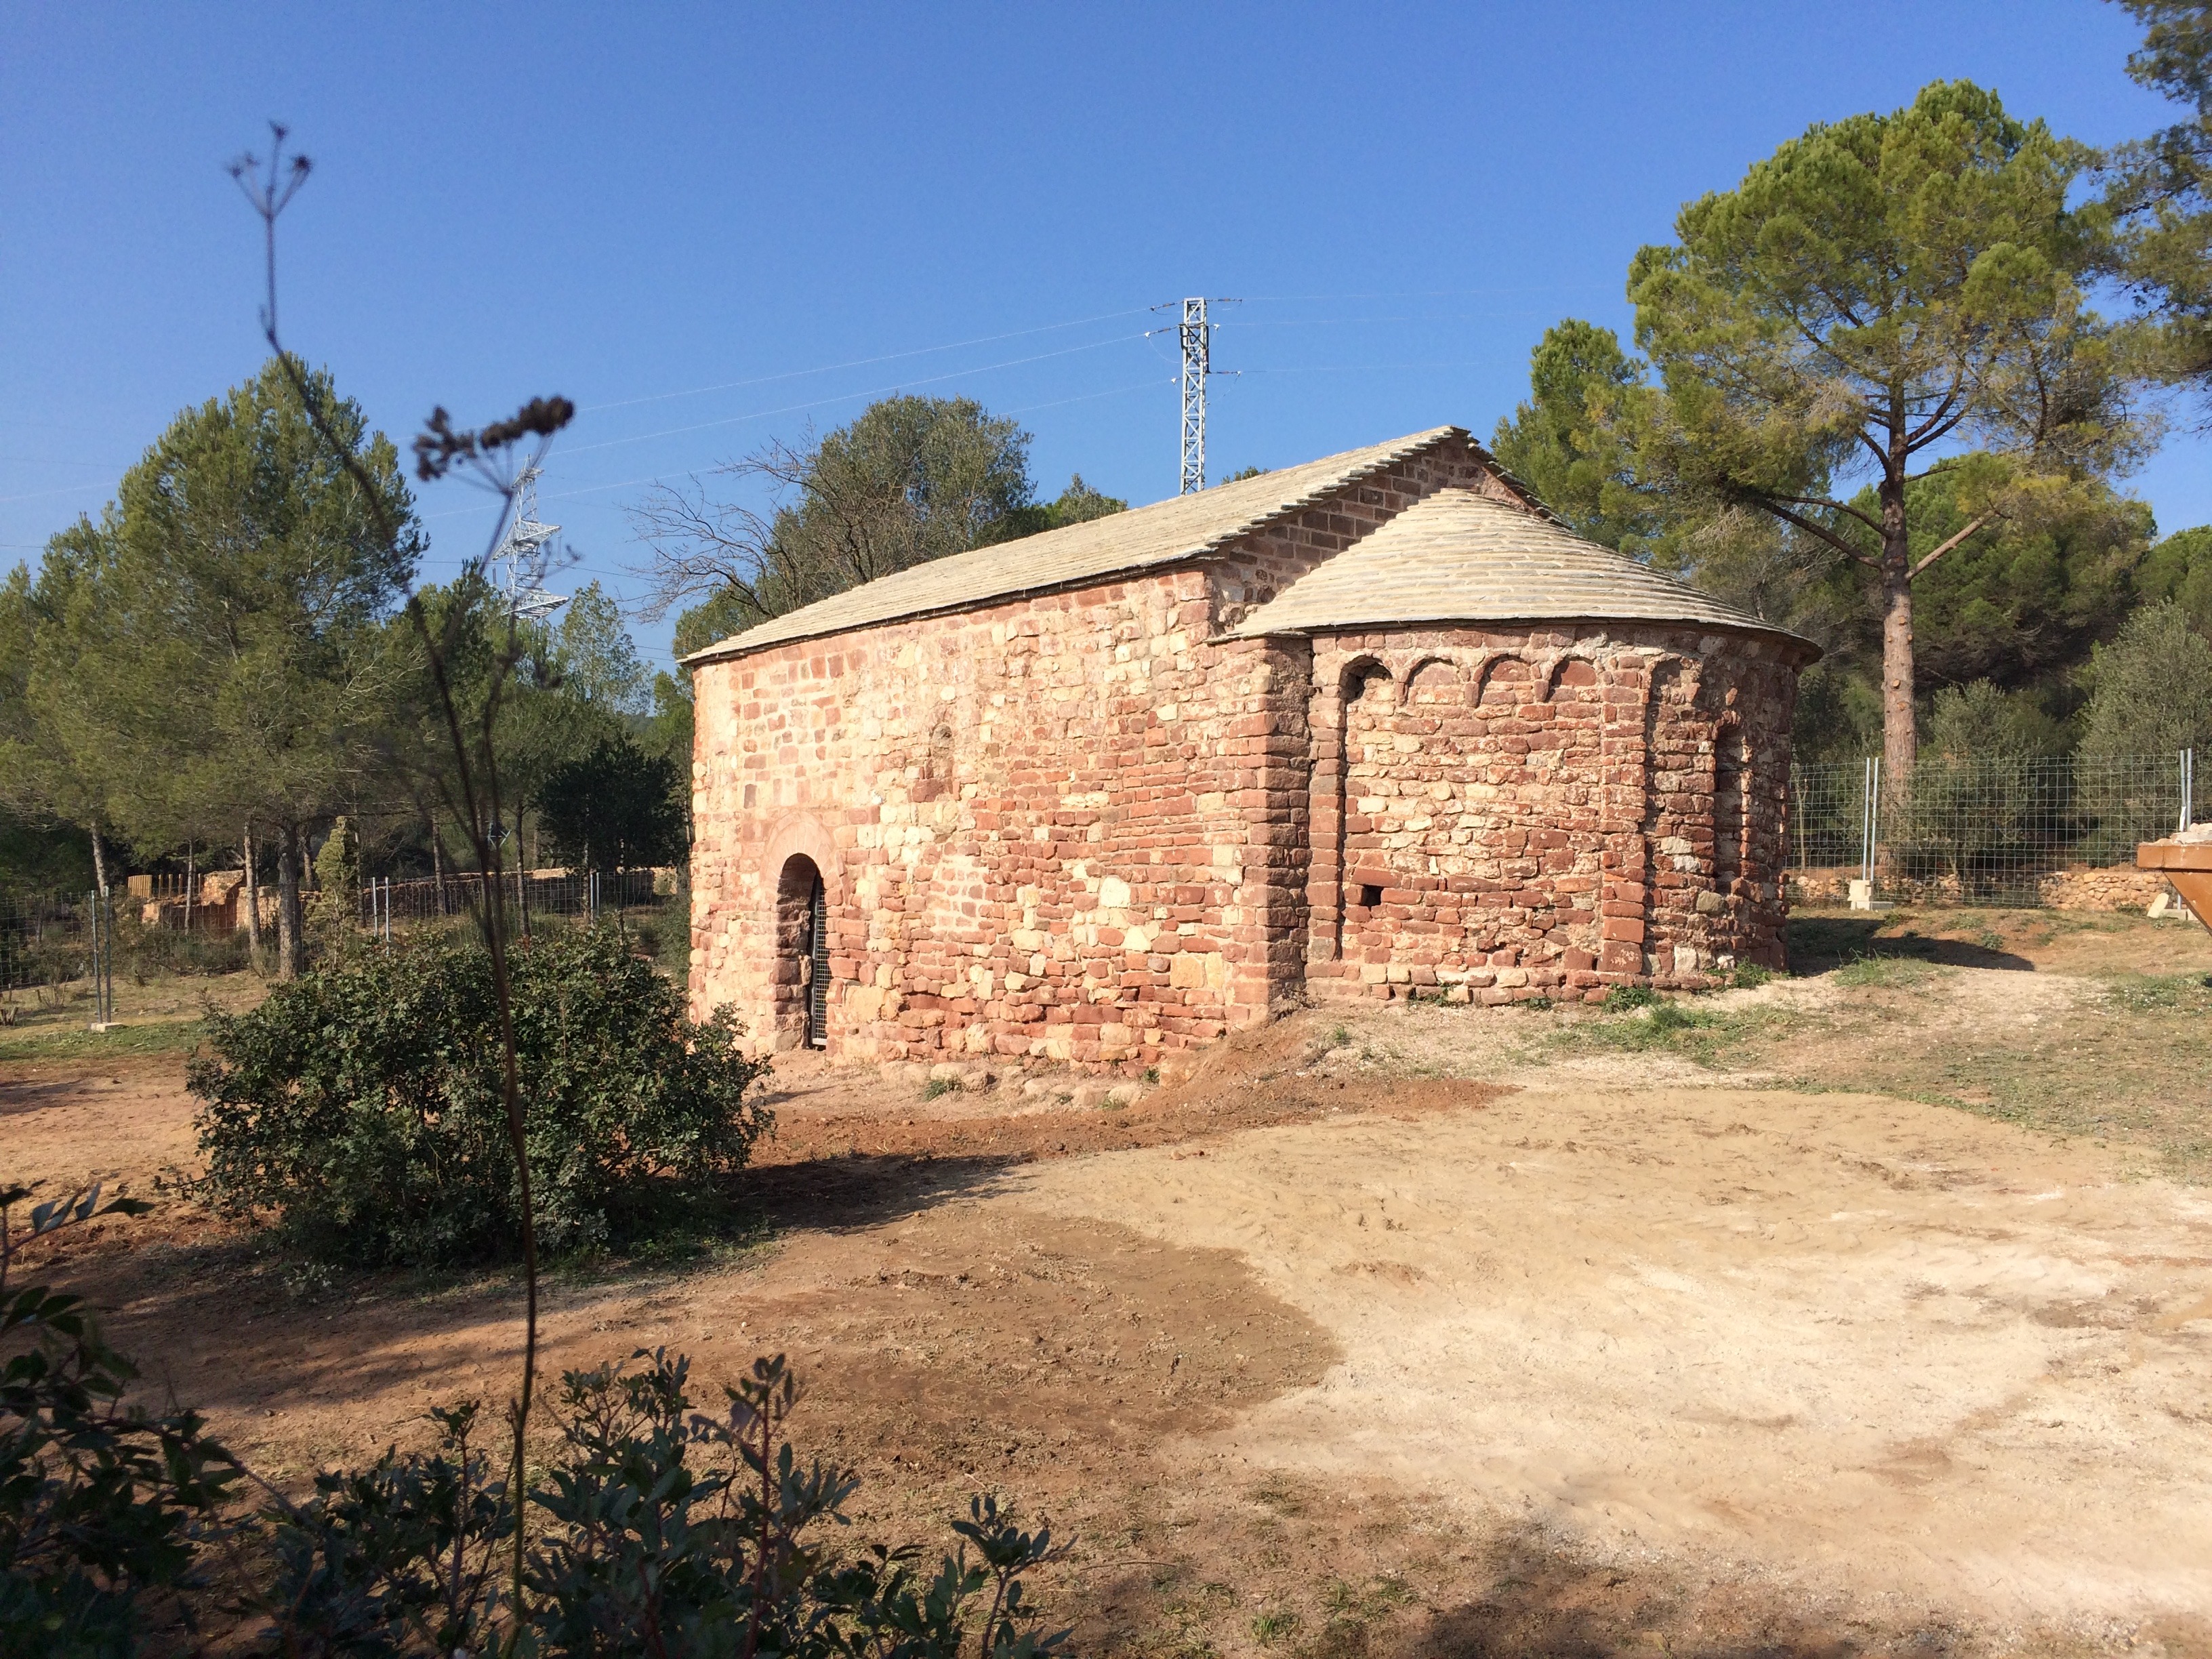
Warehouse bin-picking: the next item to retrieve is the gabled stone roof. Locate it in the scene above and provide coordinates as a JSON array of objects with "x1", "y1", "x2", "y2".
[
  {"x1": 1225, "y1": 487, "x2": 1815, "y2": 653},
  {"x1": 682, "y1": 426, "x2": 1469, "y2": 663}
]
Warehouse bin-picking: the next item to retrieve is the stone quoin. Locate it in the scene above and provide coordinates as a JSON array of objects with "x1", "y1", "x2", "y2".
[{"x1": 684, "y1": 426, "x2": 1818, "y2": 1065}]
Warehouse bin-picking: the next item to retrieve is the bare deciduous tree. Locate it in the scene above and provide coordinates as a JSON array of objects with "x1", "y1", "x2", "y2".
[{"x1": 629, "y1": 395, "x2": 1034, "y2": 634}]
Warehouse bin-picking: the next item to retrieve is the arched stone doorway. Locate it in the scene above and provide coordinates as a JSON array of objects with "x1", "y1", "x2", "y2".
[{"x1": 773, "y1": 854, "x2": 830, "y2": 1050}]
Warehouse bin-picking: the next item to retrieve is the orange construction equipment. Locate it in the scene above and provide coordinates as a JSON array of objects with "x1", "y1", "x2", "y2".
[{"x1": 2137, "y1": 838, "x2": 2212, "y2": 929}]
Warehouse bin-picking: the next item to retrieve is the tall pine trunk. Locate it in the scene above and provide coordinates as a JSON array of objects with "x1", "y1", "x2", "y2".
[
  {"x1": 89, "y1": 827, "x2": 108, "y2": 898},
  {"x1": 242, "y1": 821, "x2": 264, "y2": 964},
  {"x1": 276, "y1": 823, "x2": 302, "y2": 979},
  {"x1": 1879, "y1": 477, "x2": 1917, "y2": 787}
]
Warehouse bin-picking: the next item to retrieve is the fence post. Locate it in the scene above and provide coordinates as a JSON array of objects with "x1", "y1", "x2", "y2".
[{"x1": 2183, "y1": 749, "x2": 2196, "y2": 835}]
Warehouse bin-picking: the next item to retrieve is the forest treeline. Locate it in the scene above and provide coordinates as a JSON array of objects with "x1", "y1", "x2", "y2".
[
  {"x1": 0, "y1": 369, "x2": 1120, "y2": 970},
  {"x1": 7, "y1": 7, "x2": 2211, "y2": 932},
  {"x1": 1489, "y1": 12, "x2": 2212, "y2": 773}
]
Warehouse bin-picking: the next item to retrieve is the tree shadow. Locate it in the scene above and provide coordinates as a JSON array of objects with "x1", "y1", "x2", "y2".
[
  {"x1": 1412, "y1": 1525, "x2": 1953, "y2": 1658},
  {"x1": 1787, "y1": 916, "x2": 2034, "y2": 974},
  {"x1": 714, "y1": 1147, "x2": 1027, "y2": 1235}
]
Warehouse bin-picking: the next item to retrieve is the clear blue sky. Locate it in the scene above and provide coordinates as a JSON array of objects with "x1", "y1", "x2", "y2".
[{"x1": 4, "y1": 1, "x2": 2203, "y2": 672}]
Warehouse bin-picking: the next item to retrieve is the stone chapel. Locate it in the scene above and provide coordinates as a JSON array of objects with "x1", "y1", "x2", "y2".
[{"x1": 684, "y1": 426, "x2": 1816, "y2": 1064}]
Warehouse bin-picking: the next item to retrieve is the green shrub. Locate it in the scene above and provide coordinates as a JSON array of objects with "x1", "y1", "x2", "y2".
[
  {"x1": 1, "y1": 1185, "x2": 243, "y2": 1659},
  {"x1": 116, "y1": 916, "x2": 251, "y2": 981},
  {"x1": 1602, "y1": 984, "x2": 1658, "y2": 1012},
  {"x1": 1, "y1": 1193, "x2": 1067, "y2": 1658},
  {"x1": 189, "y1": 924, "x2": 773, "y2": 1266},
  {"x1": 1727, "y1": 962, "x2": 1774, "y2": 990}
]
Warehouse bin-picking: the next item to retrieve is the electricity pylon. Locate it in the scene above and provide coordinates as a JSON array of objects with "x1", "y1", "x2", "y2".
[{"x1": 491, "y1": 464, "x2": 568, "y2": 621}]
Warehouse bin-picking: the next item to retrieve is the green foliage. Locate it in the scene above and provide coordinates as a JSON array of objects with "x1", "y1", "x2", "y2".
[
  {"x1": 2, "y1": 1195, "x2": 1067, "y2": 1658},
  {"x1": 548, "y1": 582, "x2": 649, "y2": 716},
  {"x1": 645, "y1": 670, "x2": 696, "y2": 769},
  {"x1": 982, "y1": 474, "x2": 1128, "y2": 544},
  {"x1": 1601, "y1": 984, "x2": 1658, "y2": 1012},
  {"x1": 1489, "y1": 320, "x2": 1664, "y2": 554},
  {"x1": 1901, "y1": 472, "x2": 2150, "y2": 696},
  {"x1": 0, "y1": 359, "x2": 419, "y2": 863},
  {"x1": 536, "y1": 736, "x2": 687, "y2": 872},
  {"x1": 2079, "y1": 598, "x2": 2212, "y2": 758},
  {"x1": 2137, "y1": 524, "x2": 2212, "y2": 636},
  {"x1": 188, "y1": 924, "x2": 774, "y2": 1265},
  {"x1": 306, "y1": 815, "x2": 361, "y2": 956},
  {"x1": 1618, "y1": 79, "x2": 2134, "y2": 774},
  {"x1": 1728, "y1": 962, "x2": 1774, "y2": 989},
  {"x1": 114, "y1": 914, "x2": 252, "y2": 983},
  {"x1": 650, "y1": 396, "x2": 1042, "y2": 647},
  {"x1": 252, "y1": 1348, "x2": 1070, "y2": 1658},
  {"x1": 2106, "y1": 1, "x2": 2212, "y2": 415},
  {"x1": 1927, "y1": 681, "x2": 2070, "y2": 759},
  {"x1": 0, "y1": 1184, "x2": 241, "y2": 1659},
  {"x1": 390, "y1": 575, "x2": 657, "y2": 878},
  {"x1": 0, "y1": 811, "x2": 92, "y2": 896},
  {"x1": 1629, "y1": 81, "x2": 2125, "y2": 501}
]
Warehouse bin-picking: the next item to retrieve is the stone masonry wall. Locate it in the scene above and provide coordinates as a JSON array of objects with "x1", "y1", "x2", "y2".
[
  {"x1": 688, "y1": 439, "x2": 1515, "y2": 1065},
  {"x1": 1302, "y1": 625, "x2": 1801, "y2": 1005},
  {"x1": 689, "y1": 431, "x2": 1809, "y2": 1060},
  {"x1": 689, "y1": 567, "x2": 1315, "y2": 1066}
]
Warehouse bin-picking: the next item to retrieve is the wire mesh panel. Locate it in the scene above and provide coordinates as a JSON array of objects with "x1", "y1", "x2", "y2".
[
  {"x1": 358, "y1": 867, "x2": 671, "y2": 930},
  {"x1": 0, "y1": 889, "x2": 94, "y2": 996},
  {"x1": 1883, "y1": 754, "x2": 2196, "y2": 905},
  {"x1": 1790, "y1": 752, "x2": 2198, "y2": 907},
  {"x1": 1788, "y1": 762, "x2": 1870, "y2": 873}
]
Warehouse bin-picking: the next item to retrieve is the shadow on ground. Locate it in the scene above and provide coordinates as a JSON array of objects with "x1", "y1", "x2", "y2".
[
  {"x1": 1788, "y1": 916, "x2": 2034, "y2": 974},
  {"x1": 1408, "y1": 1528, "x2": 1956, "y2": 1658},
  {"x1": 720, "y1": 1147, "x2": 1025, "y2": 1233}
]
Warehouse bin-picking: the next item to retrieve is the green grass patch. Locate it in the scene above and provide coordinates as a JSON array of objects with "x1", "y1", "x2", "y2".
[
  {"x1": 1533, "y1": 998, "x2": 1786, "y2": 1068},
  {"x1": 1832, "y1": 954, "x2": 1945, "y2": 989},
  {"x1": 0, "y1": 1019, "x2": 204, "y2": 1063},
  {"x1": 2098, "y1": 972, "x2": 2212, "y2": 1015},
  {"x1": 1250, "y1": 1610, "x2": 1300, "y2": 1646}
]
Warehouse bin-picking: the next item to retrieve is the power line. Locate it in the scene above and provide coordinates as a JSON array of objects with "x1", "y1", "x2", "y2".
[
  {"x1": 579, "y1": 305, "x2": 1155, "y2": 413},
  {"x1": 556, "y1": 332, "x2": 1151, "y2": 459}
]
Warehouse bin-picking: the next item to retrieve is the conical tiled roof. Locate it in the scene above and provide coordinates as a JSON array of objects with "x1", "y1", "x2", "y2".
[
  {"x1": 1224, "y1": 487, "x2": 1813, "y2": 651},
  {"x1": 683, "y1": 427, "x2": 1470, "y2": 663}
]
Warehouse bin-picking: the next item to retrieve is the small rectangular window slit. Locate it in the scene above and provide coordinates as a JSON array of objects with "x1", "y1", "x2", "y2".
[{"x1": 1359, "y1": 884, "x2": 1384, "y2": 909}]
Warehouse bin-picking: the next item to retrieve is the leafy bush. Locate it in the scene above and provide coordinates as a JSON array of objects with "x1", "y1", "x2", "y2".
[
  {"x1": 1727, "y1": 962, "x2": 1774, "y2": 990},
  {"x1": 2, "y1": 1224, "x2": 1066, "y2": 1655},
  {"x1": 0, "y1": 1185, "x2": 243, "y2": 1659},
  {"x1": 189, "y1": 924, "x2": 773, "y2": 1265},
  {"x1": 1601, "y1": 984, "x2": 1658, "y2": 1012},
  {"x1": 115, "y1": 915, "x2": 251, "y2": 982}
]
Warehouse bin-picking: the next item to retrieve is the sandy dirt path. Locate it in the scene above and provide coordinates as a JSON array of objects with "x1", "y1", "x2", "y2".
[{"x1": 1015, "y1": 1084, "x2": 2212, "y2": 1631}]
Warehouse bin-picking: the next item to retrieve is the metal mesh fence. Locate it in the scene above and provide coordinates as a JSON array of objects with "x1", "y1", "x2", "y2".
[
  {"x1": 356, "y1": 868, "x2": 673, "y2": 936},
  {"x1": 1789, "y1": 751, "x2": 2200, "y2": 907},
  {"x1": 0, "y1": 889, "x2": 94, "y2": 996}
]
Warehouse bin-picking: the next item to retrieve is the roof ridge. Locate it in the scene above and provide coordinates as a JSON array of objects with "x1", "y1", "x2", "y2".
[
  {"x1": 1221, "y1": 485, "x2": 1816, "y2": 654},
  {"x1": 682, "y1": 425, "x2": 1470, "y2": 664}
]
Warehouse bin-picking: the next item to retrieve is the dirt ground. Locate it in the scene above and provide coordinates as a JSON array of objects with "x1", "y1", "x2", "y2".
[{"x1": 9, "y1": 907, "x2": 2212, "y2": 1656}]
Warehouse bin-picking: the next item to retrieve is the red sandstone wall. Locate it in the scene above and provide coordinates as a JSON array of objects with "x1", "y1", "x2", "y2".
[
  {"x1": 689, "y1": 432, "x2": 1807, "y2": 1060},
  {"x1": 1303, "y1": 626, "x2": 1800, "y2": 1004},
  {"x1": 688, "y1": 568, "x2": 1315, "y2": 1065}
]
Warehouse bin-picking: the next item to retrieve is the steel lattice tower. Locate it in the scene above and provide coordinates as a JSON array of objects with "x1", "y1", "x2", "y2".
[
  {"x1": 491, "y1": 464, "x2": 569, "y2": 621},
  {"x1": 1178, "y1": 297, "x2": 1210, "y2": 494}
]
